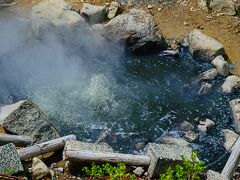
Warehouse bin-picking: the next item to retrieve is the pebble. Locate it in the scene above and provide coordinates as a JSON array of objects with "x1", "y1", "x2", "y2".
[
  {"x1": 147, "y1": 5, "x2": 153, "y2": 9},
  {"x1": 133, "y1": 167, "x2": 145, "y2": 176}
]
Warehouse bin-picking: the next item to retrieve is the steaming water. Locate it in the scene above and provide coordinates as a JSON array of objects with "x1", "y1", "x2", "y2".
[{"x1": 0, "y1": 16, "x2": 239, "y2": 171}]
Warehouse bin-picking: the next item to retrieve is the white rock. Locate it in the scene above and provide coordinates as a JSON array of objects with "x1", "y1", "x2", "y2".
[
  {"x1": 108, "y1": 1, "x2": 119, "y2": 19},
  {"x1": 147, "y1": 5, "x2": 153, "y2": 9},
  {"x1": 198, "y1": 82, "x2": 212, "y2": 96},
  {"x1": 199, "y1": 68, "x2": 218, "y2": 80},
  {"x1": 211, "y1": 55, "x2": 229, "y2": 77},
  {"x1": 197, "y1": 118, "x2": 215, "y2": 133},
  {"x1": 222, "y1": 75, "x2": 240, "y2": 93},
  {"x1": 32, "y1": 157, "x2": 49, "y2": 180},
  {"x1": 223, "y1": 129, "x2": 239, "y2": 152},
  {"x1": 189, "y1": 29, "x2": 225, "y2": 61},
  {"x1": 81, "y1": 3, "x2": 107, "y2": 23},
  {"x1": 31, "y1": 0, "x2": 86, "y2": 34},
  {"x1": 133, "y1": 167, "x2": 144, "y2": 176}
]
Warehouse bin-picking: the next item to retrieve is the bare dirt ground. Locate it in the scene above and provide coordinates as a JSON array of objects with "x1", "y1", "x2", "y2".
[{"x1": 17, "y1": 0, "x2": 240, "y2": 75}]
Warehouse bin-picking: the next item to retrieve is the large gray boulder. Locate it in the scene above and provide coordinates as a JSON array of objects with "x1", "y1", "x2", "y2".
[
  {"x1": 189, "y1": 29, "x2": 225, "y2": 61},
  {"x1": 81, "y1": 3, "x2": 108, "y2": 23},
  {"x1": 0, "y1": 100, "x2": 60, "y2": 143},
  {"x1": 146, "y1": 143, "x2": 193, "y2": 178},
  {"x1": 99, "y1": 9, "x2": 165, "y2": 53},
  {"x1": 211, "y1": 56, "x2": 230, "y2": 77},
  {"x1": 31, "y1": 0, "x2": 86, "y2": 35}
]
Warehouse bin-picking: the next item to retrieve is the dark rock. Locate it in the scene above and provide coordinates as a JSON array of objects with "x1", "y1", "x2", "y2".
[
  {"x1": 183, "y1": 131, "x2": 198, "y2": 142},
  {"x1": 178, "y1": 121, "x2": 194, "y2": 131},
  {"x1": 198, "y1": 82, "x2": 212, "y2": 96},
  {"x1": 0, "y1": 100, "x2": 60, "y2": 143},
  {"x1": 0, "y1": 143, "x2": 23, "y2": 175}
]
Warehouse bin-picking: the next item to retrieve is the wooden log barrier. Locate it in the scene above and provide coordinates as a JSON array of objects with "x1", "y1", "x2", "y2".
[
  {"x1": 63, "y1": 150, "x2": 151, "y2": 167},
  {"x1": 18, "y1": 135, "x2": 76, "y2": 160},
  {"x1": 0, "y1": 133, "x2": 32, "y2": 146},
  {"x1": 221, "y1": 136, "x2": 240, "y2": 179}
]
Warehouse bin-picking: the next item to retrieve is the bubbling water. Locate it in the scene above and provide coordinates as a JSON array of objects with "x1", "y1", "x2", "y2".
[{"x1": 0, "y1": 17, "x2": 239, "y2": 171}]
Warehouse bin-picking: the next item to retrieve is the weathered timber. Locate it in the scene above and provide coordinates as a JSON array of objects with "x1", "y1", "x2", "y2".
[
  {"x1": 0, "y1": 133, "x2": 32, "y2": 146},
  {"x1": 64, "y1": 150, "x2": 151, "y2": 167},
  {"x1": 221, "y1": 136, "x2": 240, "y2": 179},
  {"x1": 18, "y1": 135, "x2": 76, "y2": 160}
]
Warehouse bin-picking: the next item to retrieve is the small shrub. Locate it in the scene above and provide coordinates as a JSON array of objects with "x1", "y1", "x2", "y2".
[
  {"x1": 82, "y1": 163, "x2": 136, "y2": 180},
  {"x1": 159, "y1": 151, "x2": 207, "y2": 180}
]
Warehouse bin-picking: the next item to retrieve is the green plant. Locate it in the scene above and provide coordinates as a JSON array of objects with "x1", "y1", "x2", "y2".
[
  {"x1": 3, "y1": 167, "x2": 16, "y2": 175},
  {"x1": 82, "y1": 163, "x2": 136, "y2": 180},
  {"x1": 159, "y1": 151, "x2": 206, "y2": 180}
]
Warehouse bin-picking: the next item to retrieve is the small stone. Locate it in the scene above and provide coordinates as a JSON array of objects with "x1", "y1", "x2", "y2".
[
  {"x1": 57, "y1": 167, "x2": 64, "y2": 173},
  {"x1": 50, "y1": 163, "x2": 57, "y2": 169},
  {"x1": 81, "y1": 3, "x2": 108, "y2": 23},
  {"x1": 183, "y1": 131, "x2": 198, "y2": 142},
  {"x1": 133, "y1": 167, "x2": 145, "y2": 176},
  {"x1": 211, "y1": 55, "x2": 230, "y2": 77},
  {"x1": 207, "y1": 170, "x2": 228, "y2": 180},
  {"x1": 184, "y1": 21, "x2": 189, "y2": 26},
  {"x1": 157, "y1": 7, "x2": 162, "y2": 11},
  {"x1": 107, "y1": 1, "x2": 119, "y2": 19},
  {"x1": 197, "y1": 118, "x2": 215, "y2": 133},
  {"x1": 32, "y1": 157, "x2": 50, "y2": 180},
  {"x1": 223, "y1": 129, "x2": 239, "y2": 151},
  {"x1": 222, "y1": 75, "x2": 240, "y2": 94},
  {"x1": 147, "y1": 5, "x2": 153, "y2": 9},
  {"x1": 199, "y1": 68, "x2": 218, "y2": 80},
  {"x1": 198, "y1": 82, "x2": 212, "y2": 96},
  {"x1": 178, "y1": 121, "x2": 194, "y2": 131}
]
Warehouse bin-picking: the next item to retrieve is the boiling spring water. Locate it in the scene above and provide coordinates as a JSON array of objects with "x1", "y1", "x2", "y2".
[{"x1": 0, "y1": 17, "x2": 239, "y2": 171}]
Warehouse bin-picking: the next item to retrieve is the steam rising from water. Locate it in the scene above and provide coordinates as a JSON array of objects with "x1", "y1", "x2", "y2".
[{"x1": 1, "y1": 8, "x2": 240, "y2": 170}]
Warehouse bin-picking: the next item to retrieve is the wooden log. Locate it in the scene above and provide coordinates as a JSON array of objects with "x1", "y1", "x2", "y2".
[
  {"x1": 221, "y1": 136, "x2": 240, "y2": 179},
  {"x1": 64, "y1": 150, "x2": 151, "y2": 167},
  {"x1": 0, "y1": 133, "x2": 32, "y2": 146},
  {"x1": 18, "y1": 135, "x2": 76, "y2": 160}
]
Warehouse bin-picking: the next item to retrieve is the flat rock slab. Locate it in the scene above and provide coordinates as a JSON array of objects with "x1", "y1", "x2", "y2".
[
  {"x1": 0, "y1": 143, "x2": 23, "y2": 175},
  {"x1": 0, "y1": 100, "x2": 60, "y2": 143},
  {"x1": 64, "y1": 140, "x2": 114, "y2": 153},
  {"x1": 146, "y1": 143, "x2": 192, "y2": 178}
]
